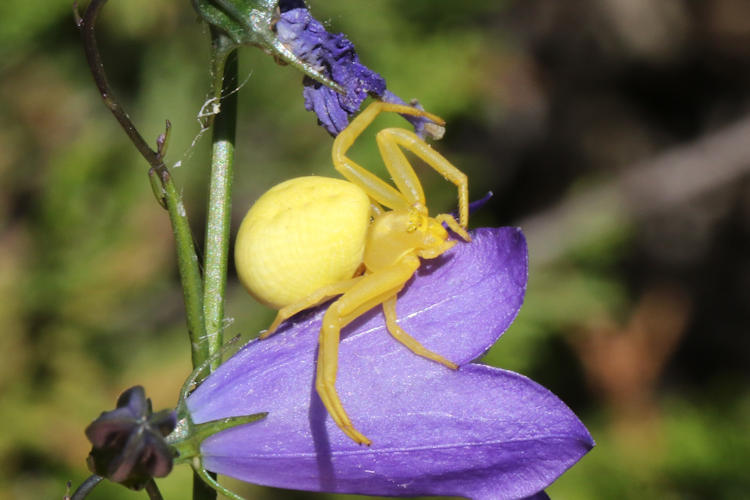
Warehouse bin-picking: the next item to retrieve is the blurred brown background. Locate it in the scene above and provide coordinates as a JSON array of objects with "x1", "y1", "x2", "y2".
[{"x1": 1, "y1": 0, "x2": 748, "y2": 498}]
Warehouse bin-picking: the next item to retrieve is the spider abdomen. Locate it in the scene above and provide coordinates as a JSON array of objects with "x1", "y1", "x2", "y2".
[{"x1": 235, "y1": 176, "x2": 370, "y2": 309}]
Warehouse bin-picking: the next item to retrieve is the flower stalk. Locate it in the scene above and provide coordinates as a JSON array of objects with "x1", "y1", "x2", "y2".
[
  {"x1": 68, "y1": 475, "x2": 103, "y2": 500},
  {"x1": 76, "y1": 0, "x2": 208, "y2": 367},
  {"x1": 202, "y1": 32, "x2": 238, "y2": 371}
]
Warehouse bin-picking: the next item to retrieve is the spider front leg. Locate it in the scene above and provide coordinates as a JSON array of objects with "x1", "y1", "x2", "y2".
[
  {"x1": 332, "y1": 102, "x2": 445, "y2": 211},
  {"x1": 316, "y1": 257, "x2": 421, "y2": 445},
  {"x1": 261, "y1": 277, "x2": 363, "y2": 339},
  {"x1": 376, "y1": 127, "x2": 470, "y2": 240},
  {"x1": 333, "y1": 102, "x2": 470, "y2": 239}
]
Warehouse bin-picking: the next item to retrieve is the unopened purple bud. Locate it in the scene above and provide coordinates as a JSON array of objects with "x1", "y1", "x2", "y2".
[{"x1": 85, "y1": 386, "x2": 176, "y2": 490}]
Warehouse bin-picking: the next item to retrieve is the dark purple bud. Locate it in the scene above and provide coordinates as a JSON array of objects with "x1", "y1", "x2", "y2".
[{"x1": 85, "y1": 386, "x2": 177, "y2": 490}]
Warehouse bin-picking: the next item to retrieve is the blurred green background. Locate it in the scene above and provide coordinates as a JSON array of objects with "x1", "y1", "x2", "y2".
[{"x1": 1, "y1": 1, "x2": 749, "y2": 499}]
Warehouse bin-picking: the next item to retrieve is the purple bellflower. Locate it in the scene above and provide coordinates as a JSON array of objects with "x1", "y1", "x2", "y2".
[
  {"x1": 275, "y1": 4, "x2": 436, "y2": 138},
  {"x1": 187, "y1": 228, "x2": 594, "y2": 499}
]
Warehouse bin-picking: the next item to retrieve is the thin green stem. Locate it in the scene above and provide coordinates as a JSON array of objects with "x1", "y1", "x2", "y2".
[
  {"x1": 77, "y1": 0, "x2": 208, "y2": 368},
  {"x1": 202, "y1": 32, "x2": 238, "y2": 370},
  {"x1": 190, "y1": 31, "x2": 238, "y2": 500},
  {"x1": 157, "y1": 169, "x2": 209, "y2": 367},
  {"x1": 70, "y1": 475, "x2": 103, "y2": 500},
  {"x1": 144, "y1": 479, "x2": 165, "y2": 500},
  {"x1": 193, "y1": 471, "x2": 219, "y2": 500}
]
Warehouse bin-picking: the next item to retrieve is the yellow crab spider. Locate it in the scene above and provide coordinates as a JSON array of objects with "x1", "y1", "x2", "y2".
[{"x1": 235, "y1": 102, "x2": 470, "y2": 445}]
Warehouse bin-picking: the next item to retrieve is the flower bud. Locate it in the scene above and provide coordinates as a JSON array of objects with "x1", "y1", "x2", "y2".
[{"x1": 85, "y1": 386, "x2": 176, "y2": 490}]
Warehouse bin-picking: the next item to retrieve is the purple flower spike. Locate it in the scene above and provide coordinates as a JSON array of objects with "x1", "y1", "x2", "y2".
[
  {"x1": 276, "y1": 7, "x2": 436, "y2": 137},
  {"x1": 187, "y1": 228, "x2": 593, "y2": 499}
]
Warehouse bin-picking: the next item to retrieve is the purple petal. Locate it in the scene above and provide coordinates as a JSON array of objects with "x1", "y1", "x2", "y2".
[
  {"x1": 206, "y1": 227, "x2": 528, "y2": 395},
  {"x1": 189, "y1": 363, "x2": 591, "y2": 499},
  {"x1": 188, "y1": 227, "x2": 528, "y2": 416},
  {"x1": 184, "y1": 228, "x2": 592, "y2": 497}
]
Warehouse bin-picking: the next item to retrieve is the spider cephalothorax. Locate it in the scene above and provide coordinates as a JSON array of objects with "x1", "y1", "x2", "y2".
[{"x1": 235, "y1": 102, "x2": 469, "y2": 444}]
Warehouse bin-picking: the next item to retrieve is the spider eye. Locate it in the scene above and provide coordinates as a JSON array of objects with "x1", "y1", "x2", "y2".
[{"x1": 406, "y1": 211, "x2": 425, "y2": 233}]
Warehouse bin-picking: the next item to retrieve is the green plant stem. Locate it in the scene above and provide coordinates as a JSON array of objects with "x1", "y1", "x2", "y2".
[
  {"x1": 193, "y1": 472, "x2": 219, "y2": 500},
  {"x1": 77, "y1": 0, "x2": 208, "y2": 367},
  {"x1": 191, "y1": 31, "x2": 238, "y2": 500},
  {"x1": 70, "y1": 475, "x2": 103, "y2": 500},
  {"x1": 202, "y1": 32, "x2": 238, "y2": 370},
  {"x1": 144, "y1": 479, "x2": 165, "y2": 500},
  {"x1": 157, "y1": 169, "x2": 209, "y2": 367}
]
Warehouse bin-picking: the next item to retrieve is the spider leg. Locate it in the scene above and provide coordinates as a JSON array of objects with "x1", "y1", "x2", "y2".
[
  {"x1": 382, "y1": 296, "x2": 458, "y2": 370},
  {"x1": 317, "y1": 256, "x2": 420, "y2": 445},
  {"x1": 435, "y1": 213, "x2": 471, "y2": 242},
  {"x1": 375, "y1": 127, "x2": 470, "y2": 231},
  {"x1": 261, "y1": 276, "x2": 363, "y2": 339},
  {"x1": 332, "y1": 102, "x2": 444, "y2": 211},
  {"x1": 375, "y1": 128, "x2": 425, "y2": 206}
]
